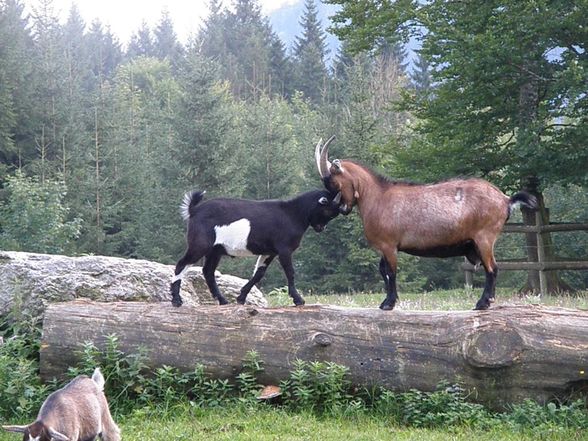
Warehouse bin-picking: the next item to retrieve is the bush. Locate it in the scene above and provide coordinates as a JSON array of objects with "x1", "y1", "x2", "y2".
[
  {"x1": 280, "y1": 359, "x2": 353, "y2": 414},
  {"x1": 3, "y1": 328, "x2": 588, "y2": 438},
  {"x1": 0, "y1": 320, "x2": 49, "y2": 420},
  {"x1": 502, "y1": 399, "x2": 588, "y2": 433}
]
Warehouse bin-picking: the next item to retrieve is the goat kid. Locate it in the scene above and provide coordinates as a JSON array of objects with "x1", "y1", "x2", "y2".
[
  {"x1": 170, "y1": 189, "x2": 341, "y2": 307},
  {"x1": 315, "y1": 136, "x2": 537, "y2": 311},
  {"x1": 2, "y1": 368, "x2": 120, "y2": 441}
]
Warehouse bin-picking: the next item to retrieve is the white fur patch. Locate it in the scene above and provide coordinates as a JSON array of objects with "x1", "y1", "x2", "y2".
[
  {"x1": 253, "y1": 255, "x2": 269, "y2": 275},
  {"x1": 172, "y1": 267, "x2": 187, "y2": 283},
  {"x1": 454, "y1": 188, "x2": 464, "y2": 202},
  {"x1": 214, "y1": 219, "x2": 253, "y2": 257},
  {"x1": 29, "y1": 436, "x2": 40, "y2": 441}
]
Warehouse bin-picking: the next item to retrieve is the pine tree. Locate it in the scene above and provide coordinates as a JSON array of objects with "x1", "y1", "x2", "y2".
[
  {"x1": 171, "y1": 52, "x2": 234, "y2": 194},
  {"x1": 410, "y1": 52, "x2": 432, "y2": 97},
  {"x1": 153, "y1": 10, "x2": 184, "y2": 67},
  {"x1": 126, "y1": 21, "x2": 155, "y2": 59},
  {"x1": 29, "y1": 0, "x2": 66, "y2": 181},
  {"x1": 0, "y1": 0, "x2": 34, "y2": 173},
  {"x1": 292, "y1": 0, "x2": 328, "y2": 103},
  {"x1": 198, "y1": 0, "x2": 287, "y2": 100}
]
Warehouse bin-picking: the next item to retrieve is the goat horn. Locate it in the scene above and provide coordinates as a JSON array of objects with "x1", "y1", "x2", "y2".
[
  {"x1": 315, "y1": 135, "x2": 335, "y2": 179},
  {"x1": 2, "y1": 425, "x2": 29, "y2": 433},
  {"x1": 333, "y1": 192, "x2": 342, "y2": 204},
  {"x1": 48, "y1": 427, "x2": 71, "y2": 441}
]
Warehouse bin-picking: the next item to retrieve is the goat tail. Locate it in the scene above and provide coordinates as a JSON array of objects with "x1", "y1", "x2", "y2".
[
  {"x1": 92, "y1": 367, "x2": 105, "y2": 391},
  {"x1": 508, "y1": 191, "x2": 538, "y2": 217},
  {"x1": 180, "y1": 190, "x2": 206, "y2": 221}
]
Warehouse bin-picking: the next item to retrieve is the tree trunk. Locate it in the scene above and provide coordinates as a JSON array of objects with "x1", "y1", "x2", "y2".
[
  {"x1": 520, "y1": 178, "x2": 572, "y2": 294},
  {"x1": 40, "y1": 301, "x2": 588, "y2": 408}
]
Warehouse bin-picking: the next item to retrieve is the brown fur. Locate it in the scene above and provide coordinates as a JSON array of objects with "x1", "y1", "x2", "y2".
[
  {"x1": 332, "y1": 161, "x2": 509, "y2": 270},
  {"x1": 320, "y1": 155, "x2": 536, "y2": 310},
  {"x1": 3, "y1": 372, "x2": 120, "y2": 441}
]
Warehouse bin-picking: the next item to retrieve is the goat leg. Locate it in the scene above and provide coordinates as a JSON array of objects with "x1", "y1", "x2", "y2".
[
  {"x1": 238, "y1": 255, "x2": 275, "y2": 304},
  {"x1": 278, "y1": 252, "x2": 305, "y2": 306}
]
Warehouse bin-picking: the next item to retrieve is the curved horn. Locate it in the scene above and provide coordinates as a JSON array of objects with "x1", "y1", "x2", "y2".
[
  {"x1": 315, "y1": 135, "x2": 335, "y2": 178},
  {"x1": 333, "y1": 191, "x2": 342, "y2": 204},
  {"x1": 48, "y1": 427, "x2": 71, "y2": 441},
  {"x1": 2, "y1": 425, "x2": 29, "y2": 433}
]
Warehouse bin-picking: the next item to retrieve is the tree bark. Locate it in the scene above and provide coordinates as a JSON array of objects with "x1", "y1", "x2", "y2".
[
  {"x1": 40, "y1": 301, "x2": 588, "y2": 408},
  {"x1": 520, "y1": 178, "x2": 573, "y2": 294}
]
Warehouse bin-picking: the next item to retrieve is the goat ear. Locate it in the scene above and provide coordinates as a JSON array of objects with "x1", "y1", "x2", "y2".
[
  {"x1": 318, "y1": 196, "x2": 328, "y2": 205},
  {"x1": 2, "y1": 424, "x2": 29, "y2": 433},
  {"x1": 47, "y1": 427, "x2": 70, "y2": 441}
]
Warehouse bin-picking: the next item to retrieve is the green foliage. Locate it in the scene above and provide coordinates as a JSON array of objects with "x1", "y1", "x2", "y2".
[
  {"x1": 235, "y1": 350, "x2": 264, "y2": 402},
  {"x1": 329, "y1": 0, "x2": 588, "y2": 190},
  {"x1": 0, "y1": 172, "x2": 82, "y2": 254},
  {"x1": 502, "y1": 399, "x2": 588, "y2": 434},
  {"x1": 1, "y1": 328, "x2": 588, "y2": 439},
  {"x1": 67, "y1": 335, "x2": 149, "y2": 413},
  {"x1": 395, "y1": 384, "x2": 491, "y2": 428},
  {"x1": 0, "y1": 0, "x2": 585, "y2": 295},
  {"x1": 281, "y1": 359, "x2": 353, "y2": 414},
  {"x1": 0, "y1": 318, "x2": 48, "y2": 420}
]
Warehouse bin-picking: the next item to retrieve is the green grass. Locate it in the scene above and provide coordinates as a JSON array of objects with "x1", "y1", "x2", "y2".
[
  {"x1": 2, "y1": 289, "x2": 587, "y2": 441},
  {"x1": 104, "y1": 404, "x2": 588, "y2": 441},
  {"x1": 3, "y1": 403, "x2": 578, "y2": 441},
  {"x1": 267, "y1": 287, "x2": 588, "y2": 311},
  {"x1": 2, "y1": 403, "x2": 587, "y2": 441}
]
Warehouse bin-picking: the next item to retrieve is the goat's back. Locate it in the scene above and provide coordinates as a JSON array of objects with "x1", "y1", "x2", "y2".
[
  {"x1": 38, "y1": 375, "x2": 105, "y2": 440},
  {"x1": 365, "y1": 178, "x2": 511, "y2": 248}
]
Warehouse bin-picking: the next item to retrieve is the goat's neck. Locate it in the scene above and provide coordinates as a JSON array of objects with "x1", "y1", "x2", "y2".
[{"x1": 354, "y1": 173, "x2": 385, "y2": 220}]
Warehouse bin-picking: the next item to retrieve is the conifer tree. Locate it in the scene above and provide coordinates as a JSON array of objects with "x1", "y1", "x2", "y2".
[
  {"x1": 410, "y1": 52, "x2": 432, "y2": 97},
  {"x1": 153, "y1": 10, "x2": 184, "y2": 67},
  {"x1": 292, "y1": 0, "x2": 328, "y2": 103},
  {"x1": 0, "y1": 0, "x2": 34, "y2": 174},
  {"x1": 127, "y1": 21, "x2": 155, "y2": 59}
]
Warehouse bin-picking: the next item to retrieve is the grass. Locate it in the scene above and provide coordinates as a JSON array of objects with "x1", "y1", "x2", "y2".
[
  {"x1": 1, "y1": 289, "x2": 587, "y2": 441},
  {"x1": 266, "y1": 287, "x2": 588, "y2": 311},
  {"x1": 2, "y1": 403, "x2": 587, "y2": 441},
  {"x1": 1, "y1": 403, "x2": 575, "y2": 441}
]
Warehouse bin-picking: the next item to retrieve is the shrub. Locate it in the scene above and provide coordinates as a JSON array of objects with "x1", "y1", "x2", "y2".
[
  {"x1": 0, "y1": 319, "x2": 49, "y2": 420},
  {"x1": 280, "y1": 359, "x2": 353, "y2": 414}
]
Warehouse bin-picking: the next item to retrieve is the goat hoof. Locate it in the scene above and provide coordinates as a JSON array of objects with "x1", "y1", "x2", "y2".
[
  {"x1": 293, "y1": 299, "x2": 305, "y2": 307},
  {"x1": 379, "y1": 303, "x2": 395, "y2": 311},
  {"x1": 474, "y1": 301, "x2": 490, "y2": 311},
  {"x1": 218, "y1": 298, "x2": 229, "y2": 306},
  {"x1": 171, "y1": 298, "x2": 183, "y2": 307}
]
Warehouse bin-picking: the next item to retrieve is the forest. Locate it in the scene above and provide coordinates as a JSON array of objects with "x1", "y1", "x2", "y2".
[{"x1": 0, "y1": 0, "x2": 587, "y2": 294}]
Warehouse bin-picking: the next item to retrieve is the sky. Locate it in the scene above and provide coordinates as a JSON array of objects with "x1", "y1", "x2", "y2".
[{"x1": 23, "y1": 0, "x2": 301, "y2": 45}]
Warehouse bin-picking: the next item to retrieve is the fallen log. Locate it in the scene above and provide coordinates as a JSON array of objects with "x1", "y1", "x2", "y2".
[{"x1": 40, "y1": 301, "x2": 588, "y2": 407}]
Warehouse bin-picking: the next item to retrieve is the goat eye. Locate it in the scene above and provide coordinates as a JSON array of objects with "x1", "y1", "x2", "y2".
[{"x1": 318, "y1": 197, "x2": 328, "y2": 205}]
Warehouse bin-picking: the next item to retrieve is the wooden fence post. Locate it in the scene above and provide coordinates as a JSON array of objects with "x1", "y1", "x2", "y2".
[{"x1": 535, "y1": 211, "x2": 547, "y2": 295}]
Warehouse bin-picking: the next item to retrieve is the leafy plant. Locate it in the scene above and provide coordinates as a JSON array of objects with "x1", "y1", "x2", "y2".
[
  {"x1": 281, "y1": 359, "x2": 353, "y2": 415},
  {"x1": 0, "y1": 320, "x2": 48, "y2": 420},
  {"x1": 235, "y1": 350, "x2": 264, "y2": 402}
]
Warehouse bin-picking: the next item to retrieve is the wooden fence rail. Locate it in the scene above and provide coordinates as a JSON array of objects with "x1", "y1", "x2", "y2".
[{"x1": 463, "y1": 212, "x2": 588, "y2": 293}]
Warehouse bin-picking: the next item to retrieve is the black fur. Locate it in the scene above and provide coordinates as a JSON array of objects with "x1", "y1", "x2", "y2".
[{"x1": 171, "y1": 189, "x2": 341, "y2": 307}]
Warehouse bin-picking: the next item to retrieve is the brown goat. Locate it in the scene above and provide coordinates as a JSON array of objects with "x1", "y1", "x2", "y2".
[
  {"x1": 2, "y1": 368, "x2": 120, "y2": 441},
  {"x1": 315, "y1": 136, "x2": 537, "y2": 310}
]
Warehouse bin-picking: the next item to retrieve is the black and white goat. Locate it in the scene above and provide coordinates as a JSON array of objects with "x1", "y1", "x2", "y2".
[
  {"x1": 170, "y1": 189, "x2": 341, "y2": 307},
  {"x1": 2, "y1": 368, "x2": 120, "y2": 441}
]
